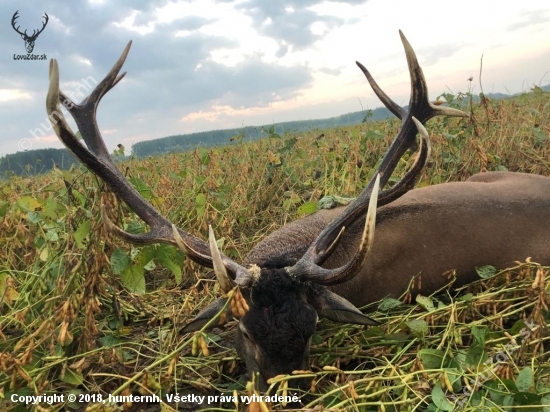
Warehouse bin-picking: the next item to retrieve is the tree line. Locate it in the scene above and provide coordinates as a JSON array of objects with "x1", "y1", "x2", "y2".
[
  {"x1": 2, "y1": 107, "x2": 393, "y2": 177},
  {"x1": 0, "y1": 148, "x2": 78, "y2": 178}
]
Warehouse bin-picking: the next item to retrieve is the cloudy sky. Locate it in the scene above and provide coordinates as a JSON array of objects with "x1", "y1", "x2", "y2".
[{"x1": 1, "y1": 1, "x2": 549, "y2": 156}]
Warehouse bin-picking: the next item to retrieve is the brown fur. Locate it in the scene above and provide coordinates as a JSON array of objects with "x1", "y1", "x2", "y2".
[{"x1": 246, "y1": 172, "x2": 550, "y2": 307}]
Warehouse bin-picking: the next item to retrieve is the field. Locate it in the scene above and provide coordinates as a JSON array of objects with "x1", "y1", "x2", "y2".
[{"x1": 1, "y1": 88, "x2": 550, "y2": 411}]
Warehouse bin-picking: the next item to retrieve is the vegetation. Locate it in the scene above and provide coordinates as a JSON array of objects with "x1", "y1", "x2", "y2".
[{"x1": 0, "y1": 87, "x2": 549, "y2": 411}]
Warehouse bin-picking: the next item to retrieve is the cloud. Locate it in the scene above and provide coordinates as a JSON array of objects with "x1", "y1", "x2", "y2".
[
  {"x1": 507, "y1": 9, "x2": 550, "y2": 31},
  {"x1": 317, "y1": 66, "x2": 343, "y2": 76},
  {"x1": 0, "y1": 0, "x2": 314, "y2": 155},
  {"x1": 417, "y1": 42, "x2": 469, "y2": 66},
  {"x1": 0, "y1": 0, "x2": 548, "y2": 157},
  {"x1": 236, "y1": 0, "x2": 368, "y2": 52}
]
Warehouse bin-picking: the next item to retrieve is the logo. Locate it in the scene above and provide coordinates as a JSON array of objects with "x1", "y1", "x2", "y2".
[{"x1": 11, "y1": 10, "x2": 48, "y2": 60}]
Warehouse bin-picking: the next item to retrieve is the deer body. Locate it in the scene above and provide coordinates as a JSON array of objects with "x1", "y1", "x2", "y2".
[{"x1": 246, "y1": 171, "x2": 550, "y2": 307}]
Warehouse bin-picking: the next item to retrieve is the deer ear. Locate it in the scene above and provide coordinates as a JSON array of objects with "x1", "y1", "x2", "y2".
[
  {"x1": 180, "y1": 297, "x2": 230, "y2": 334},
  {"x1": 308, "y1": 287, "x2": 379, "y2": 326}
]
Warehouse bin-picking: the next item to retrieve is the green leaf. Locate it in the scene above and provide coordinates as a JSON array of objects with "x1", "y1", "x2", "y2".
[
  {"x1": 363, "y1": 326, "x2": 385, "y2": 338},
  {"x1": 471, "y1": 325, "x2": 488, "y2": 346},
  {"x1": 99, "y1": 335, "x2": 121, "y2": 347},
  {"x1": 17, "y1": 196, "x2": 41, "y2": 212},
  {"x1": 196, "y1": 193, "x2": 207, "y2": 217},
  {"x1": 444, "y1": 368, "x2": 463, "y2": 392},
  {"x1": 541, "y1": 394, "x2": 550, "y2": 412},
  {"x1": 516, "y1": 367, "x2": 533, "y2": 392},
  {"x1": 295, "y1": 148, "x2": 306, "y2": 158},
  {"x1": 133, "y1": 246, "x2": 155, "y2": 268},
  {"x1": 43, "y1": 198, "x2": 65, "y2": 219},
  {"x1": 296, "y1": 201, "x2": 318, "y2": 216},
  {"x1": 311, "y1": 333, "x2": 323, "y2": 346},
  {"x1": 126, "y1": 220, "x2": 145, "y2": 234},
  {"x1": 0, "y1": 201, "x2": 9, "y2": 218},
  {"x1": 144, "y1": 260, "x2": 156, "y2": 271},
  {"x1": 0, "y1": 273, "x2": 20, "y2": 301},
  {"x1": 457, "y1": 293, "x2": 474, "y2": 302},
  {"x1": 111, "y1": 248, "x2": 131, "y2": 275},
  {"x1": 431, "y1": 382, "x2": 455, "y2": 411},
  {"x1": 120, "y1": 265, "x2": 145, "y2": 294},
  {"x1": 465, "y1": 345, "x2": 486, "y2": 366},
  {"x1": 513, "y1": 392, "x2": 541, "y2": 408},
  {"x1": 71, "y1": 190, "x2": 87, "y2": 207},
  {"x1": 27, "y1": 211, "x2": 42, "y2": 224},
  {"x1": 500, "y1": 379, "x2": 519, "y2": 393},
  {"x1": 198, "y1": 147, "x2": 211, "y2": 165},
  {"x1": 129, "y1": 177, "x2": 152, "y2": 200},
  {"x1": 406, "y1": 319, "x2": 428, "y2": 337},
  {"x1": 157, "y1": 244, "x2": 184, "y2": 284},
  {"x1": 366, "y1": 130, "x2": 384, "y2": 141},
  {"x1": 418, "y1": 349, "x2": 446, "y2": 369},
  {"x1": 73, "y1": 220, "x2": 90, "y2": 249},
  {"x1": 486, "y1": 380, "x2": 505, "y2": 404},
  {"x1": 533, "y1": 127, "x2": 548, "y2": 145},
  {"x1": 281, "y1": 137, "x2": 297, "y2": 153},
  {"x1": 443, "y1": 93, "x2": 455, "y2": 104},
  {"x1": 45, "y1": 229, "x2": 59, "y2": 242},
  {"x1": 283, "y1": 198, "x2": 292, "y2": 211},
  {"x1": 34, "y1": 236, "x2": 45, "y2": 248},
  {"x1": 476, "y1": 265, "x2": 497, "y2": 279},
  {"x1": 378, "y1": 298, "x2": 402, "y2": 312},
  {"x1": 60, "y1": 369, "x2": 84, "y2": 386},
  {"x1": 39, "y1": 247, "x2": 49, "y2": 262},
  {"x1": 416, "y1": 294, "x2": 436, "y2": 312}
]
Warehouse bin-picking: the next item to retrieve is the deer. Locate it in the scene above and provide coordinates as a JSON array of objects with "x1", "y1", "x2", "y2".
[
  {"x1": 46, "y1": 31, "x2": 550, "y2": 391},
  {"x1": 11, "y1": 11, "x2": 49, "y2": 54}
]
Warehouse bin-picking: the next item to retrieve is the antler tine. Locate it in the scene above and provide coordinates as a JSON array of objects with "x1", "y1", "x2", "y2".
[
  {"x1": 48, "y1": 56, "x2": 168, "y2": 236},
  {"x1": 289, "y1": 174, "x2": 380, "y2": 285},
  {"x1": 370, "y1": 31, "x2": 467, "y2": 190},
  {"x1": 355, "y1": 60, "x2": 405, "y2": 120},
  {"x1": 288, "y1": 31, "x2": 467, "y2": 285},
  {"x1": 208, "y1": 225, "x2": 238, "y2": 292},
  {"x1": 399, "y1": 30, "x2": 467, "y2": 122},
  {"x1": 59, "y1": 41, "x2": 132, "y2": 161},
  {"x1": 47, "y1": 43, "x2": 252, "y2": 282},
  {"x1": 354, "y1": 32, "x2": 468, "y2": 124}
]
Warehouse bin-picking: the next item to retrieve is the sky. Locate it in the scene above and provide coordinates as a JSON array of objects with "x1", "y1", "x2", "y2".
[{"x1": 1, "y1": 0, "x2": 549, "y2": 156}]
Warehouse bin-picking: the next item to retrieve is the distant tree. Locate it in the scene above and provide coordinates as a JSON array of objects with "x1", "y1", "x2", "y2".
[{"x1": 0, "y1": 148, "x2": 78, "y2": 177}]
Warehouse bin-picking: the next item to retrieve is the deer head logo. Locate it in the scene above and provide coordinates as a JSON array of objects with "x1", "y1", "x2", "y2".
[{"x1": 11, "y1": 11, "x2": 49, "y2": 54}]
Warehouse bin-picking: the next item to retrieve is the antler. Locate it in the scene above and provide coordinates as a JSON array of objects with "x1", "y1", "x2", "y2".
[
  {"x1": 287, "y1": 30, "x2": 468, "y2": 285},
  {"x1": 11, "y1": 11, "x2": 25, "y2": 37},
  {"x1": 46, "y1": 33, "x2": 467, "y2": 293},
  {"x1": 46, "y1": 41, "x2": 252, "y2": 289}
]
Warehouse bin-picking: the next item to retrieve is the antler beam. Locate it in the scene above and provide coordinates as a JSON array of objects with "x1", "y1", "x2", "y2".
[{"x1": 46, "y1": 41, "x2": 253, "y2": 284}]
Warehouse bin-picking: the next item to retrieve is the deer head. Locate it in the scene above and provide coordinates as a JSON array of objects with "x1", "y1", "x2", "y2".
[
  {"x1": 46, "y1": 31, "x2": 467, "y2": 390},
  {"x1": 12, "y1": 11, "x2": 49, "y2": 54}
]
